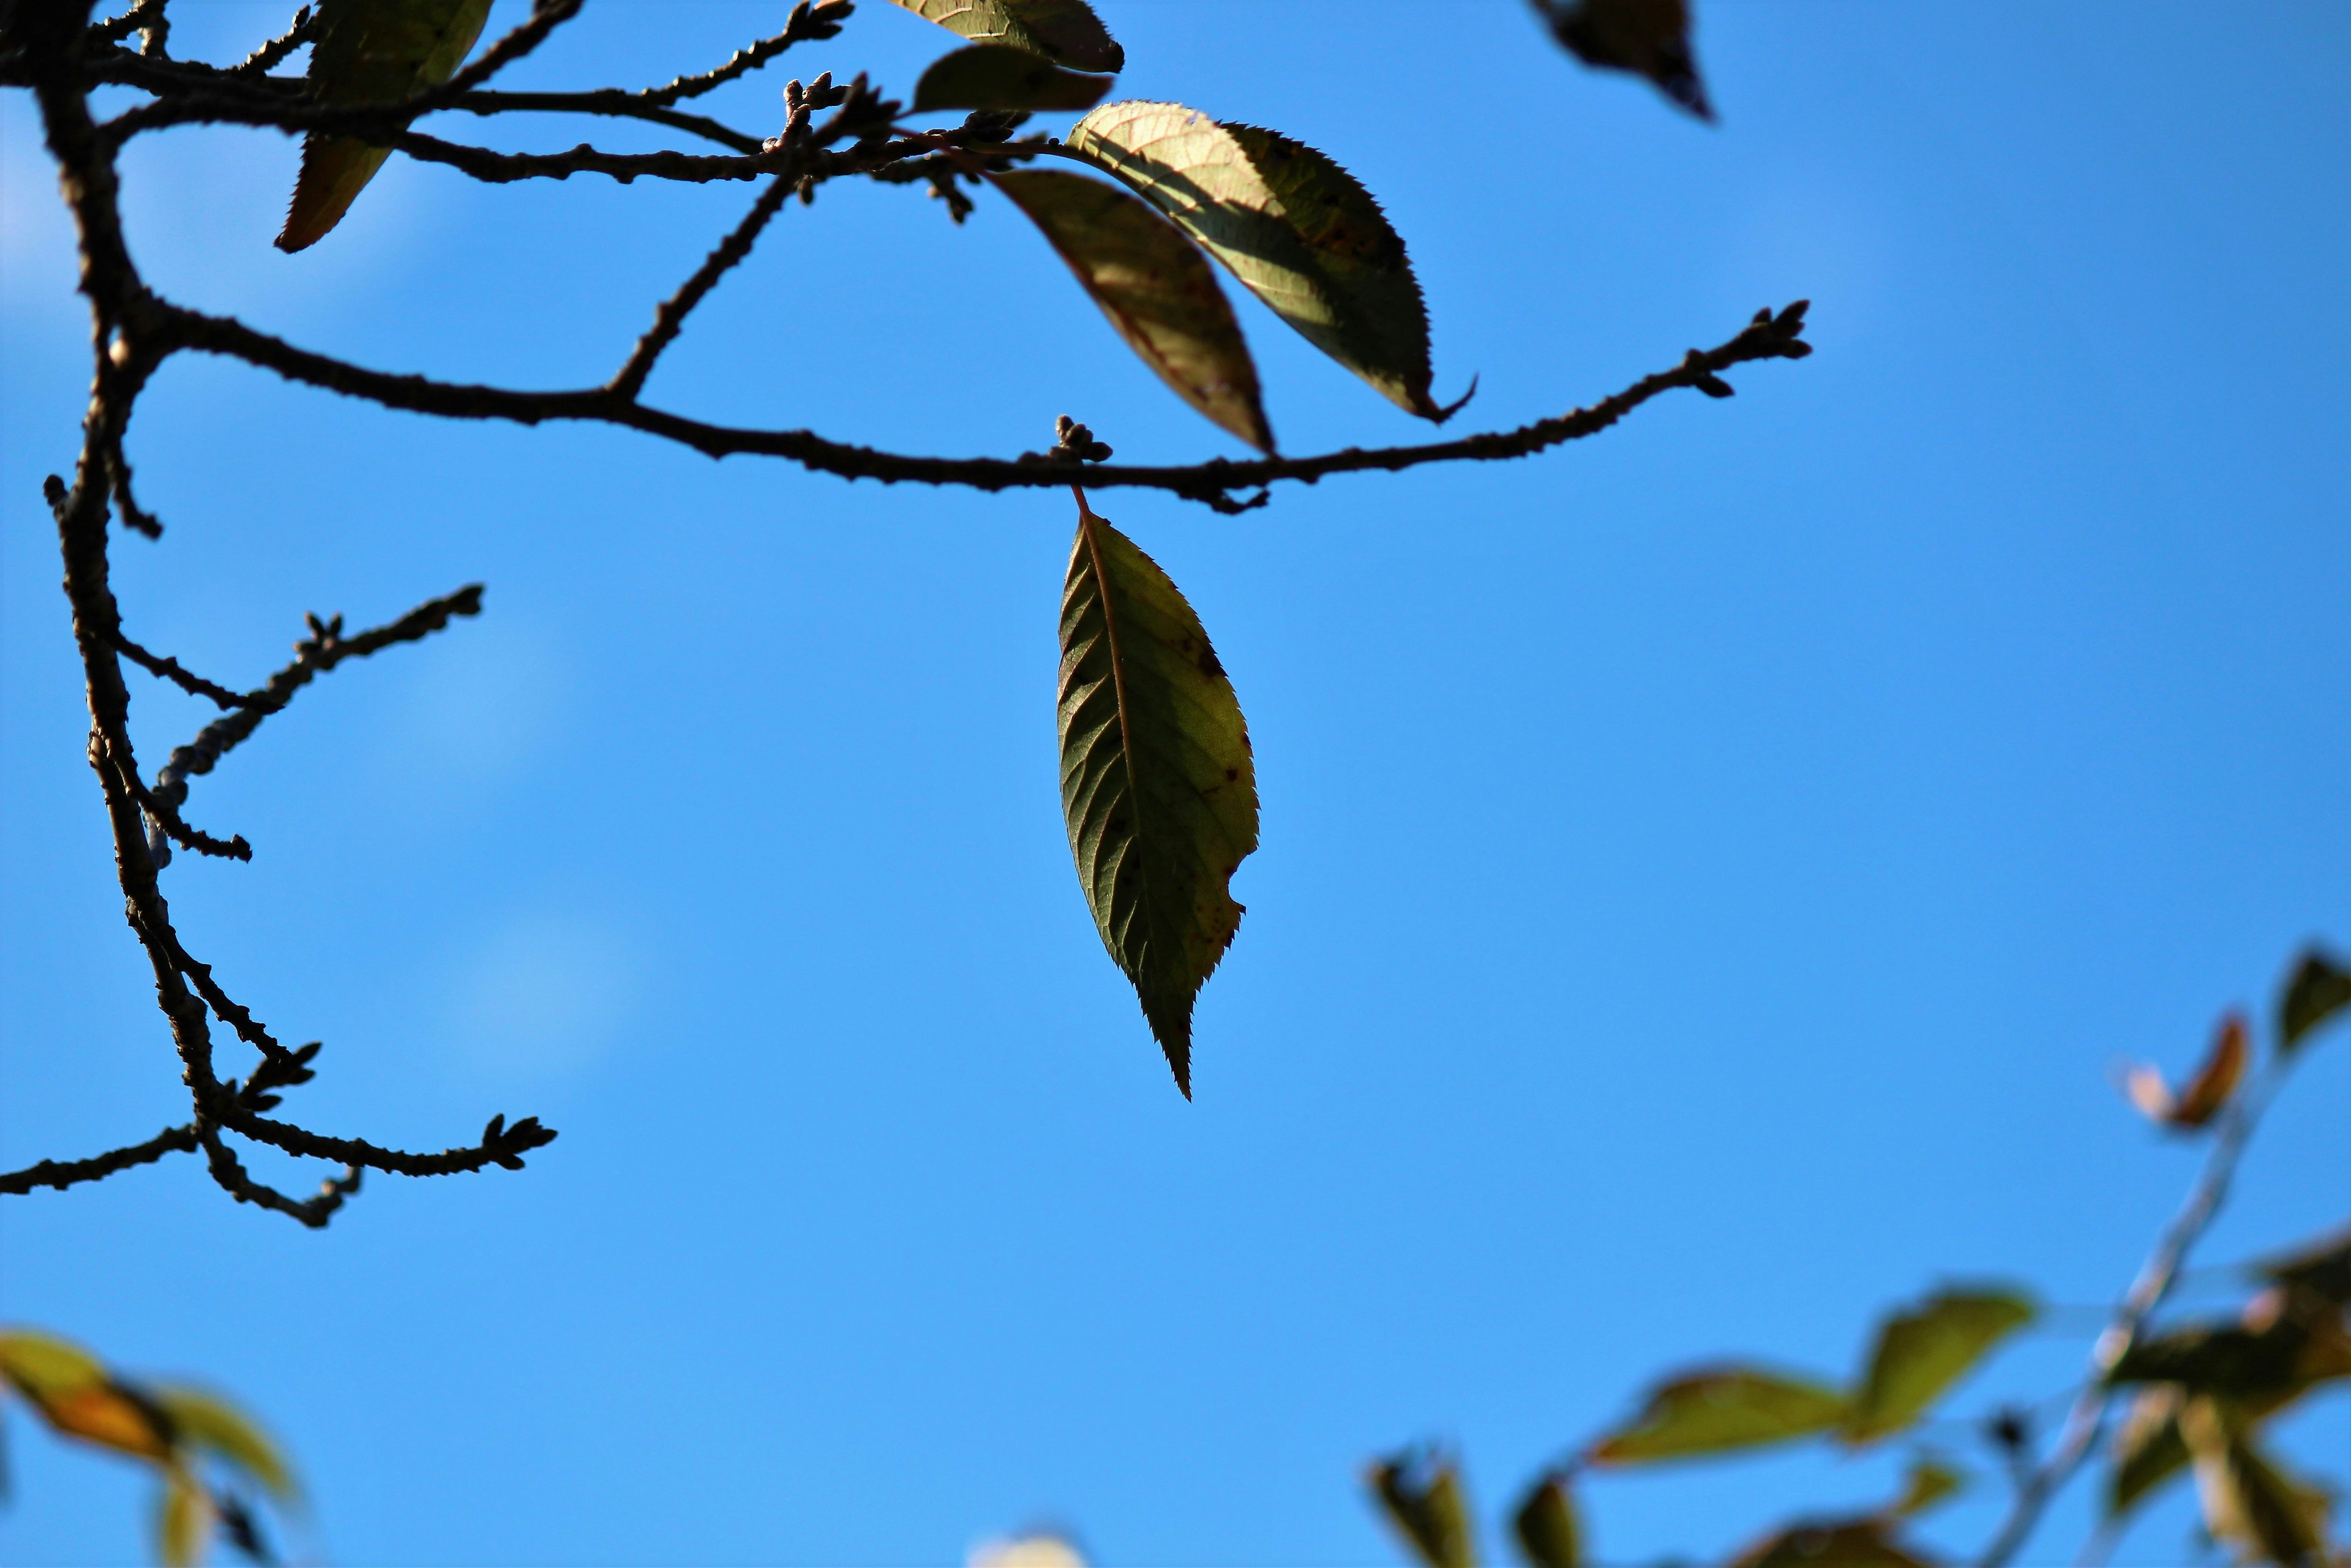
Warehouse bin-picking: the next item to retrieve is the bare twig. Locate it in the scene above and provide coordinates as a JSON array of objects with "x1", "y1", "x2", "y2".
[
  {"x1": 0, "y1": 1123, "x2": 198, "y2": 1195},
  {"x1": 114, "y1": 631, "x2": 261, "y2": 710},
  {"x1": 638, "y1": 0, "x2": 854, "y2": 106},
  {"x1": 609, "y1": 173, "x2": 795, "y2": 399},
  {"x1": 228, "y1": 5, "x2": 310, "y2": 78}
]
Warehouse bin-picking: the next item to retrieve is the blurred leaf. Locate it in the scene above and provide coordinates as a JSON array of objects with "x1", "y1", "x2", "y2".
[
  {"x1": 2180, "y1": 1397, "x2": 2333, "y2": 1567},
  {"x1": 157, "y1": 1471, "x2": 211, "y2": 1568},
  {"x1": 151, "y1": 1386, "x2": 298, "y2": 1502},
  {"x1": 1588, "y1": 1368, "x2": 1846, "y2": 1465},
  {"x1": 969, "y1": 1535, "x2": 1089, "y2": 1568},
  {"x1": 2107, "y1": 1296, "x2": 2351, "y2": 1399},
  {"x1": 994, "y1": 170, "x2": 1272, "y2": 451},
  {"x1": 1065, "y1": 102, "x2": 1449, "y2": 419},
  {"x1": 886, "y1": 0, "x2": 1123, "y2": 72},
  {"x1": 2123, "y1": 1014, "x2": 2249, "y2": 1130},
  {"x1": 2254, "y1": 1223, "x2": 2351, "y2": 1305},
  {"x1": 1510, "y1": 1472, "x2": 1581, "y2": 1568},
  {"x1": 1889, "y1": 1458, "x2": 1965, "y2": 1518},
  {"x1": 278, "y1": 0, "x2": 495, "y2": 252},
  {"x1": 912, "y1": 45, "x2": 1112, "y2": 112},
  {"x1": 1059, "y1": 499, "x2": 1258, "y2": 1096},
  {"x1": 2278, "y1": 948, "x2": 2351, "y2": 1056},
  {"x1": 1528, "y1": 0, "x2": 1714, "y2": 122},
  {"x1": 0, "y1": 1329, "x2": 110, "y2": 1402},
  {"x1": 0, "y1": 1329, "x2": 173, "y2": 1464},
  {"x1": 1727, "y1": 1518, "x2": 1939, "y2": 1568},
  {"x1": 1368, "y1": 1447, "x2": 1477, "y2": 1568},
  {"x1": 2109, "y1": 1384, "x2": 2194, "y2": 1519},
  {"x1": 1843, "y1": 1289, "x2": 2036, "y2": 1445}
]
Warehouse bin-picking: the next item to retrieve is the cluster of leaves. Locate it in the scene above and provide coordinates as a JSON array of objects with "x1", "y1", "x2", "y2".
[
  {"x1": 1365, "y1": 948, "x2": 2351, "y2": 1567},
  {"x1": 1, "y1": 1329, "x2": 296, "y2": 1566}
]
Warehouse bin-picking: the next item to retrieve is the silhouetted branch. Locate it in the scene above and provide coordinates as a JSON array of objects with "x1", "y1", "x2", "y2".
[
  {"x1": 0, "y1": 1123, "x2": 198, "y2": 1195},
  {"x1": 227, "y1": 4, "x2": 310, "y2": 78},
  {"x1": 114, "y1": 631, "x2": 260, "y2": 710},
  {"x1": 610, "y1": 173, "x2": 795, "y2": 398},
  {"x1": 638, "y1": 0, "x2": 854, "y2": 107}
]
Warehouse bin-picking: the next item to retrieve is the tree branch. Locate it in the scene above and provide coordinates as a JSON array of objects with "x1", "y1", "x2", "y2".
[
  {"x1": 0, "y1": 1123, "x2": 198, "y2": 1195},
  {"x1": 609, "y1": 173, "x2": 795, "y2": 399}
]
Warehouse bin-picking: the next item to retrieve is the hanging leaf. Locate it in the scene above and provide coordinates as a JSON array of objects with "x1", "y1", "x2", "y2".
[
  {"x1": 151, "y1": 1386, "x2": 299, "y2": 1502},
  {"x1": 1529, "y1": 0, "x2": 1714, "y2": 122},
  {"x1": 1843, "y1": 1289, "x2": 2036, "y2": 1446},
  {"x1": 1368, "y1": 1447, "x2": 1477, "y2": 1568},
  {"x1": 885, "y1": 0, "x2": 1123, "y2": 73},
  {"x1": 2278, "y1": 947, "x2": 2351, "y2": 1056},
  {"x1": 1727, "y1": 1519, "x2": 1937, "y2": 1568},
  {"x1": 0, "y1": 1329, "x2": 174, "y2": 1464},
  {"x1": 157, "y1": 1471, "x2": 212, "y2": 1568},
  {"x1": 994, "y1": 171, "x2": 1272, "y2": 451},
  {"x1": 912, "y1": 45, "x2": 1113, "y2": 113},
  {"x1": 1511, "y1": 1472, "x2": 1583, "y2": 1568},
  {"x1": 279, "y1": 0, "x2": 496, "y2": 252},
  {"x1": 2179, "y1": 1397, "x2": 2334, "y2": 1567},
  {"x1": 1065, "y1": 102, "x2": 1448, "y2": 419},
  {"x1": 1588, "y1": 1368, "x2": 1847, "y2": 1465},
  {"x1": 1059, "y1": 498, "x2": 1258, "y2": 1096}
]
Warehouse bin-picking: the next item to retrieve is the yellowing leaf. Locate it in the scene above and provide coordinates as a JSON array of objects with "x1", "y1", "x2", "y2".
[
  {"x1": 995, "y1": 171, "x2": 1271, "y2": 452},
  {"x1": 1511, "y1": 1472, "x2": 1583, "y2": 1568},
  {"x1": 151, "y1": 1386, "x2": 299, "y2": 1502},
  {"x1": 2278, "y1": 947, "x2": 2351, "y2": 1056},
  {"x1": 886, "y1": 0, "x2": 1122, "y2": 73},
  {"x1": 1843, "y1": 1289, "x2": 2035, "y2": 1445},
  {"x1": 0, "y1": 1329, "x2": 173, "y2": 1464},
  {"x1": 0, "y1": 1328, "x2": 111, "y2": 1402},
  {"x1": 1368, "y1": 1447, "x2": 1477, "y2": 1568},
  {"x1": 1059, "y1": 499, "x2": 1258, "y2": 1096},
  {"x1": 2123, "y1": 1014, "x2": 2249, "y2": 1130},
  {"x1": 912, "y1": 45, "x2": 1112, "y2": 113},
  {"x1": 1587, "y1": 1368, "x2": 1847, "y2": 1465},
  {"x1": 278, "y1": 0, "x2": 496, "y2": 252},
  {"x1": 157, "y1": 1471, "x2": 212, "y2": 1568},
  {"x1": 1727, "y1": 1519, "x2": 1937, "y2": 1568},
  {"x1": 1065, "y1": 103, "x2": 1447, "y2": 419}
]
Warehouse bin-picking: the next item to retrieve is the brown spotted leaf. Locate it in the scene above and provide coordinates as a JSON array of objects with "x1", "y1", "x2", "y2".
[
  {"x1": 886, "y1": 0, "x2": 1122, "y2": 72},
  {"x1": 996, "y1": 170, "x2": 1271, "y2": 451},
  {"x1": 1059, "y1": 500, "x2": 1258, "y2": 1096},
  {"x1": 1065, "y1": 102, "x2": 1447, "y2": 419}
]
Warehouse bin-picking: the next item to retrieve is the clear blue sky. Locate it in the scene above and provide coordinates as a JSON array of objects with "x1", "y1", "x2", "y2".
[{"x1": 4, "y1": 2, "x2": 2346, "y2": 1563}]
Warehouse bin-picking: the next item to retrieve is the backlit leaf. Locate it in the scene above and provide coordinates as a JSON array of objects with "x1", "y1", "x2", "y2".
[
  {"x1": 1059, "y1": 498, "x2": 1258, "y2": 1095},
  {"x1": 279, "y1": 0, "x2": 496, "y2": 252},
  {"x1": 0, "y1": 1330, "x2": 172, "y2": 1463},
  {"x1": 885, "y1": 0, "x2": 1123, "y2": 73},
  {"x1": 151, "y1": 1386, "x2": 298, "y2": 1501},
  {"x1": 1727, "y1": 1519, "x2": 1938, "y2": 1568},
  {"x1": 2278, "y1": 948, "x2": 2351, "y2": 1056},
  {"x1": 1511, "y1": 1472, "x2": 1583, "y2": 1568},
  {"x1": 1588, "y1": 1368, "x2": 1847, "y2": 1465},
  {"x1": 1529, "y1": 0, "x2": 1714, "y2": 122},
  {"x1": 995, "y1": 170, "x2": 1271, "y2": 451},
  {"x1": 2179, "y1": 1397, "x2": 2333, "y2": 1567},
  {"x1": 157, "y1": 1471, "x2": 211, "y2": 1568},
  {"x1": 912, "y1": 45, "x2": 1112, "y2": 113},
  {"x1": 1065, "y1": 102, "x2": 1447, "y2": 419},
  {"x1": 1844, "y1": 1289, "x2": 2035, "y2": 1445},
  {"x1": 2122, "y1": 1014, "x2": 2249, "y2": 1130},
  {"x1": 1368, "y1": 1447, "x2": 1477, "y2": 1568}
]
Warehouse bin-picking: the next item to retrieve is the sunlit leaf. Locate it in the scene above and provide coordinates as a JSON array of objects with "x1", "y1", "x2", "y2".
[
  {"x1": 1065, "y1": 102, "x2": 1449, "y2": 419},
  {"x1": 1059, "y1": 498, "x2": 1258, "y2": 1096},
  {"x1": 994, "y1": 171, "x2": 1271, "y2": 451},
  {"x1": 2254, "y1": 1223, "x2": 2351, "y2": 1305},
  {"x1": 151, "y1": 1386, "x2": 299, "y2": 1502},
  {"x1": 0, "y1": 1329, "x2": 110, "y2": 1402},
  {"x1": 885, "y1": 0, "x2": 1123, "y2": 73},
  {"x1": 1368, "y1": 1447, "x2": 1477, "y2": 1568},
  {"x1": 1843, "y1": 1289, "x2": 2036, "y2": 1445},
  {"x1": 1511, "y1": 1472, "x2": 1582, "y2": 1568},
  {"x1": 2278, "y1": 948, "x2": 2351, "y2": 1056},
  {"x1": 0, "y1": 1330, "x2": 173, "y2": 1463},
  {"x1": 157, "y1": 1471, "x2": 212, "y2": 1568},
  {"x1": 1727, "y1": 1518, "x2": 1938, "y2": 1568},
  {"x1": 2122, "y1": 1013, "x2": 2249, "y2": 1130},
  {"x1": 1588, "y1": 1368, "x2": 1847, "y2": 1465},
  {"x1": 1890, "y1": 1458, "x2": 1965, "y2": 1518},
  {"x1": 912, "y1": 45, "x2": 1112, "y2": 112},
  {"x1": 278, "y1": 0, "x2": 496, "y2": 252},
  {"x1": 2179, "y1": 1397, "x2": 2333, "y2": 1567},
  {"x1": 1529, "y1": 0, "x2": 1714, "y2": 122}
]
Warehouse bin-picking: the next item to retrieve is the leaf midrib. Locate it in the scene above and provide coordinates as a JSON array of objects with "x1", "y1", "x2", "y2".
[{"x1": 1076, "y1": 494, "x2": 1155, "y2": 968}]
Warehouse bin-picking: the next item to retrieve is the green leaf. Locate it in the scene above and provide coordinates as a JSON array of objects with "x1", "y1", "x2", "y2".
[
  {"x1": 912, "y1": 45, "x2": 1112, "y2": 113},
  {"x1": 2278, "y1": 947, "x2": 2351, "y2": 1056},
  {"x1": 994, "y1": 171, "x2": 1272, "y2": 452},
  {"x1": 279, "y1": 0, "x2": 497, "y2": 252},
  {"x1": 151, "y1": 1386, "x2": 299, "y2": 1502},
  {"x1": 1059, "y1": 500, "x2": 1258, "y2": 1096},
  {"x1": 1532, "y1": 0, "x2": 1714, "y2": 122},
  {"x1": 1368, "y1": 1447, "x2": 1477, "y2": 1568},
  {"x1": 1843, "y1": 1289, "x2": 2036, "y2": 1445},
  {"x1": 157, "y1": 1471, "x2": 211, "y2": 1568},
  {"x1": 885, "y1": 0, "x2": 1123, "y2": 73},
  {"x1": 1727, "y1": 1520, "x2": 1937, "y2": 1568},
  {"x1": 2180, "y1": 1397, "x2": 2333, "y2": 1567},
  {"x1": 1587, "y1": 1368, "x2": 1847, "y2": 1465},
  {"x1": 1889, "y1": 1458, "x2": 1965, "y2": 1518},
  {"x1": 1510, "y1": 1472, "x2": 1583, "y2": 1568},
  {"x1": 0, "y1": 1329, "x2": 173, "y2": 1463},
  {"x1": 1065, "y1": 102, "x2": 1448, "y2": 419}
]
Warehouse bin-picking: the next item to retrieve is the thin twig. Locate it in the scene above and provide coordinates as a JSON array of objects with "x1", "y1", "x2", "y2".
[
  {"x1": 0, "y1": 1123, "x2": 198, "y2": 1195},
  {"x1": 436, "y1": 0, "x2": 582, "y2": 99},
  {"x1": 454, "y1": 89, "x2": 764, "y2": 152},
  {"x1": 114, "y1": 631, "x2": 262, "y2": 710},
  {"x1": 636, "y1": 0, "x2": 855, "y2": 106},
  {"x1": 227, "y1": 5, "x2": 310, "y2": 78},
  {"x1": 609, "y1": 173, "x2": 795, "y2": 399}
]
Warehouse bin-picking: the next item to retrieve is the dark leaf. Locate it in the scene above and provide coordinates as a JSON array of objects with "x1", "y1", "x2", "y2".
[
  {"x1": 912, "y1": 45, "x2": 1112, "y2": 112},
  {"x1": 2179, "y1": 1397, "x2": 2333, "y2": 1567},
  {"x1": 1529, "y1": 0, "x2": 1714, "y2": 122},
  {"x1": 885, "y1": 0, "x2": 1123, "y2": 73},
  {"x1": 1058, "y1": 500, "x2": 1258, "y2": 1095},
  {"x1": 2253, "y1": 1223, "x2": 2351, "y2": 1305},
  {"x1": 1511, "y1": 1472, "x2": 1582, "y2": 1568},
  {"x1": 1368, "y1": 1446, "x2": 1477, "y2": 1568},
  {"x1": 2278, "y1": 948, "x2": 2351, "y2": 1056},
  {"x1": 1843, "y1": 1289, "x2": 2036, "y2": 1445},
  {"x1": 2107, "y1": 1296, "x2": 2351, "y2": 1400},
  {"x1": 1588, "y1": 1368, "x2": 1847, "y2": 1465},
  {"x1": 1727, "y1": 1518, "x2": 1939, "y2": 1568},
  {"x1": 994, "y1": 170, "x2": 1272, "y2": 451},
  {"x1": 1065, "y1": 102, "x2": 1446, "y2": 419}
]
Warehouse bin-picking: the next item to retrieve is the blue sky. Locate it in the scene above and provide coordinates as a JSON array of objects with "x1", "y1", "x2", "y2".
[{"x1": 3, "y1": 2, "x2": 2346, "y2": 1563}]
